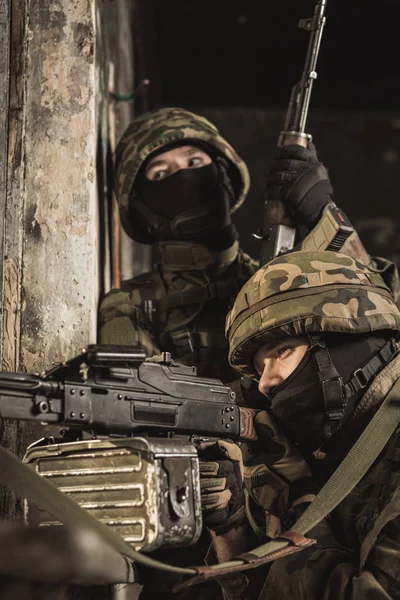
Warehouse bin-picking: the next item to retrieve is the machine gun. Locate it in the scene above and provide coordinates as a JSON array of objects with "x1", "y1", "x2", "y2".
[
  {"x1": 0, "y1": 345, "x2": 257, "y2": 553},
  {"x1": 258, "y1": 0, "x2": 330, "y2": 265}
]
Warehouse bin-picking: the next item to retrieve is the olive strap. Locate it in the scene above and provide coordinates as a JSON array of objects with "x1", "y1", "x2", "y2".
[
  {"x1": 1, "y1": 376, "x2": 399, "y2": 587},
  {"x1": 174, "y1": 376, "x2": 400, "y2": 590},
  {"x1": 0, "y1": 445, "x2": 196, "y2": 578}
]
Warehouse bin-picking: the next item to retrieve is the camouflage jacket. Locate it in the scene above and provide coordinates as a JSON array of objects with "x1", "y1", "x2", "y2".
[
  {"x1": 234, "y1": 209, "x2": 400, "y2": 540},
  {"x1": 99, "y1": 205, "x2": 382, "y2": 381},
  {"x1": 257, "y1": 352, "x2": 400, "y2": 600},
  {"x1": 301, "y1": 204, "x2": 400, "y2": 304},
  {"x1": 99, "y1": 240, "x2": 258, "y2": 382}
]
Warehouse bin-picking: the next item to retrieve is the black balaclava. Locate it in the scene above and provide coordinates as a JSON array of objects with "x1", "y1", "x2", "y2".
[
  {"x1": 130, "y1": 142, "x2": 239, "y2": 251},
  {"x1": 266, "y1": 331, "x2": 396, "y2": 453}
]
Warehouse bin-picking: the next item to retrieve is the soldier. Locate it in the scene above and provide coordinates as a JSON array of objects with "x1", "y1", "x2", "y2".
[
  {"x1": 98, "y1": 110, "x2": 381, "y2": 597},
  {"x1": 98, "y1": 107, "x2": 264, "y2": 598},
  {"x1": 99, "y1": 111, "x2": 376, "y2": 393},
  {"x1": 99, "y1": 107, "x2": 257, "y2": 384},
  {"x1": 200, "y1": 248, "x2": 400, "y2": 598}
]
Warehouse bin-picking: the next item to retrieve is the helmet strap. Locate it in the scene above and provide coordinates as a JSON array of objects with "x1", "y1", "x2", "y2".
[
  {"x1": 309, "y1": 335, "x2": 345, "y2": 438},
  {"x1": 309, "y1": 333, "x2": 399, "y2": 442},
  {"x1": 131, "y1": 194, "x2": 171, "y2": 239},
  {"x1": 342, "y1": 336, "x2": 399, "y2": 398}
]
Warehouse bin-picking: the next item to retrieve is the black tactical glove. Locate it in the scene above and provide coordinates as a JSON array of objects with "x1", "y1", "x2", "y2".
[
  {"x1": 199, "y1": 439, "x2": 245, "y2": 535},
  {"x1": 266, "y1": 143, "x2": 333, "y2": 231}
]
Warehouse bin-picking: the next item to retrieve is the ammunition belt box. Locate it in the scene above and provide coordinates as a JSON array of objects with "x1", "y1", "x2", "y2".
[{"x1": 23, "y1": 436, "x2": 202, "y2": 552}]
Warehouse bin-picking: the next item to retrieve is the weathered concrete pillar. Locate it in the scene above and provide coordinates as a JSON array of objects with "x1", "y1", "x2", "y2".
[
  {"x1": 1, "y1": 0, "x2": 100, "y2": 439},
  {"x1": 21, "y1": 0, "x2": 99, "y2": 371},
  {"x1": 0, "y1": 0, "x2": 130, "y2": 597},
  {"x1": 0, "y1": 0, "x2": 33, "y2": 522}
]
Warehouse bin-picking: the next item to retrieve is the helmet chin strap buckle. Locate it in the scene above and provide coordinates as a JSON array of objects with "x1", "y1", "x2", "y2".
[
  {"x1": 320, "y1": 373, "x2": 345, "y2": 421},
  {"x1": 310, "y1": 335, "x2": 346, "y2": 422},
  {"x1": 351, "y1": 368, "x2": 369, "y2": 390}
]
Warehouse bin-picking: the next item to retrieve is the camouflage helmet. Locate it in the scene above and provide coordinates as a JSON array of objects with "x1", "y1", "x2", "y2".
[
  {"x1": 114, "y1": 107, "x2": 250, "y2": 240},
  {"x1": 226, "y1": 250, "x2": 400, "y2": 378}
]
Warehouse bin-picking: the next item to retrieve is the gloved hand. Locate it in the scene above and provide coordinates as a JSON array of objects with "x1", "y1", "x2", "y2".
[
  {"x1": 241, "y1": 410, "x2": 318, "y2": 538},
  {"x1": 266, "y1": 143, "x2": 333, "y2": 231},
  {"x1": 243, "y1": 409, "x2": 313, "y2": 477},
  {"x1": 198, "y1": 439, "x2": 245, "y2": 535}
]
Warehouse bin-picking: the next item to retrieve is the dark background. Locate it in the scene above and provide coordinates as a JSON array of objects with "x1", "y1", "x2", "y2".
[
  {"x1": 133, "y1": 0, "x2": 400, "y2": 263},
  {"x1": 146, "y1": 0, "x2": 400, "y2": 110}
]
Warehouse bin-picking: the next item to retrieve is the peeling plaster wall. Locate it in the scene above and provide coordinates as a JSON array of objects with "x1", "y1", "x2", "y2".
[
  {"x1": 0, "y1": 0, "x2": 10, "y2": 366},
  {"x1": 0, "y1": 0, "x2": 9, "y2": 293},
  {"x1": 0, "y1": 0, "x2": 115, "y2": 596},
  {"x1": 21, "y1": 0, "x2": 98, "y2": 372}
]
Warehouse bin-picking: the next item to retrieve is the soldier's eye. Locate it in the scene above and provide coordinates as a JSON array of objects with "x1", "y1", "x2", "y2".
[
  {"x1": 277, "y1": 346, "x2": 291, "y2": 358},
  {"x1": 151, "y1": 169, "x2": 168, "y2": 181},
  {"x1": 188, "y1": 156, "x2": 203, "y2": 168}
]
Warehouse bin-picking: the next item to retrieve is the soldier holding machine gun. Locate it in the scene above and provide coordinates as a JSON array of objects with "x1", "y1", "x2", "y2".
[
  {"x1": 97, "y1": 98, "x2": 322, "y2": 599},
  {"x1": 0, "y1": 1, "x2": 389, "y2": 599},
  {"x1": 194, "y1": 2, "x2": 400, "y2": 599},
  {"x1": 96, "y1": 0, "x2": 385, "y2": 597}
]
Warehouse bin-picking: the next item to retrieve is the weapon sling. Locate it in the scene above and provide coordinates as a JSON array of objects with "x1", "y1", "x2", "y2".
[{"x1": 0, "y1": 376, "x2": 400, "y2": 587}]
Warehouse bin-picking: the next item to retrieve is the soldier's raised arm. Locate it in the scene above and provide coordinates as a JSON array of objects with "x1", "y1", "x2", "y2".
[
  {"x1": 265, "y1": 142, "x2": 368, "y2": 261},
  {"x1": 265, "y1": 141, "x2": 400, "y2": 305}
]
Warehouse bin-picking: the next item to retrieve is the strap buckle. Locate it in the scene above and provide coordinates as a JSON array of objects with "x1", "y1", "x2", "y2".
[
  {"x1": 352, "y1": 367, "x2": 369, "y2": 390},
  {"x1": 321, "y1": 376, "x2": 345, "y2": 421},
  {"x1": 206, "y1": 281, "x2": 218, "y2": 300}
]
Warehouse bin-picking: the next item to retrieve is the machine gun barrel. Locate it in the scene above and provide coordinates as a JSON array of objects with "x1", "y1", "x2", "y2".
[
  {"x1": 0, "y1": 346, "x2": 257, "y2": 441},
  {"x1": 0, "y1": 373, "x2": 64, "y2": 422},
  {"x1": 0, "y1": 372, "x2": 64, "y2": 396}
]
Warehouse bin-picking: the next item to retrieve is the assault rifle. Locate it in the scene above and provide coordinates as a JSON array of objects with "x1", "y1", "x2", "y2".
[
  {"x1": 0, "y1": 345, "x2": 257, "y2": 552},
  {"x1": 258, "y1": 0, "x2": 330, "y2": 265}
]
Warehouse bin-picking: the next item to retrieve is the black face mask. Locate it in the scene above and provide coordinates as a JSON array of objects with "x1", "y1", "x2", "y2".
[
  {"x1": 267, "y1": 332, "x2": 392, "y2": 453},
  {"x1": 138, "y1": 162, "x2": 221, "y2": 219},
  {"x1": 268, "y1": 350, "x2": 326, "y2": 452},
  {"x1": 132, "y1": 162, "x2": 236, "y2": 248}
]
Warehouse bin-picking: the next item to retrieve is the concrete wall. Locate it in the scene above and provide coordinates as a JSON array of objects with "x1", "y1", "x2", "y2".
[
  {"x1": 0, "y1": 0, "x2": 136, "y2": 597},
  {"x1": 20, "y1": 0, "x2": 99, "y2": 372}
]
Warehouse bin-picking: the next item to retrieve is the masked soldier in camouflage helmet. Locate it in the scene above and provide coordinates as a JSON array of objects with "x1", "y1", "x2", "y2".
[
  {"x1": 204, "y1": 249, "x2": 400, "y2": 599},
  {"x1": 98, "y1": 108, "x2": 390, "y2": 597},
  {"x1": 99, "y1": 107, "x2": 257, "y2": 384},
  {"x1": 99, "y1": 107, "x2": 381, "y2": 387},
  {"x1": 98, "y1": 107, "x2": 262, "y2": 599}
]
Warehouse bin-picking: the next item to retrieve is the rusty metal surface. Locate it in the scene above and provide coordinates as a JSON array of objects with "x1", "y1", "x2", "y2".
[{"x1": 24, "y1": 437, "x2": 202, "y2": 553}]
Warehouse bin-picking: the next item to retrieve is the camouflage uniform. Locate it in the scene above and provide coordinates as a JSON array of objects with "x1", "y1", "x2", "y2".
[
  {"x1": 99, "y1": 108, "x2": 259, "y2": 599},
  {"x1": 99, "y1": 108, "x2": 392, "y2": 597},
  {"x1": 99, "y1": 240, "x2": 257, "y2": 383},
  {"x1": 99, "y1": 108, "x2": 256, "y2": 383},
  {"x1": 226, "y1": 250, "x2": 400, "y2": 599}
]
